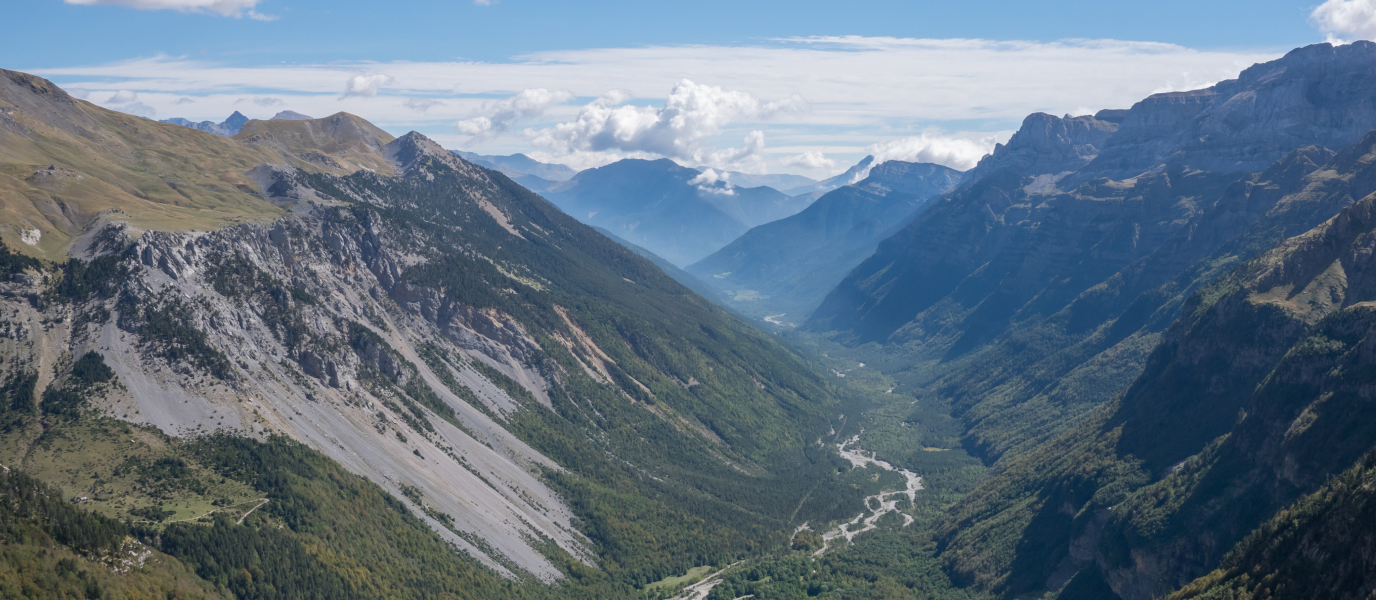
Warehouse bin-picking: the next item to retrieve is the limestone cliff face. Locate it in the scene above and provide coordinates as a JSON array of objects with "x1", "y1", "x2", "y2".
[
  {"x1": 964, "y1": 112, "x2": 1118, "y2": 183},
  {"x1": 1083, "y1": 41, "x2": 1376, "y2": 180}
]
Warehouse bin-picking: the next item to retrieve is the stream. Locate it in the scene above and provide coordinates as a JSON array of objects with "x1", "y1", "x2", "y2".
[{"x1": 807, "y1": 434, "x2": 923, "y2": 555}]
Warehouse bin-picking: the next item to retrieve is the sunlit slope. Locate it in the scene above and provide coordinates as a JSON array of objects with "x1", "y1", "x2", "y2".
[
  {"x1": 0, "y1": 69, "x2": 399, "y2": 258},
  {"x1": 234, "y1": 112, "x2": 397, "y2": 175}
]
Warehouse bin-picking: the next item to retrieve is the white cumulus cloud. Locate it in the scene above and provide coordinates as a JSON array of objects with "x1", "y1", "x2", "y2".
[
  {"x1": 64, "y1": 0, "x2": 274, "y2": 19},
  {"x1": 865, "y1": 133, "x2": 1001, "y2": 174},
  {"x1": 688, "y1": 168, "x2": 735, "y2": 195},
  {"x1": 783, "y1": 150, "x2": 836, "y2": 170},
  {"x1": 529, "y1": 80, "x2": 803, "y2": 170},
  {"x1": 342, "y1": 74, "x2": 395, "y2": 98},
  {"x1": 1312, "y1": 0, "x2": 1376, "y2": 42},
  {"x1": 456, "y1": 88, "x2": 574, "y2": 140}
]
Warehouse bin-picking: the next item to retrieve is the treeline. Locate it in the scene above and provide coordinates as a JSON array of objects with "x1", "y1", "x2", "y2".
[{"x1": 0, "y1": 467, "x2": 127, "y2": 556}]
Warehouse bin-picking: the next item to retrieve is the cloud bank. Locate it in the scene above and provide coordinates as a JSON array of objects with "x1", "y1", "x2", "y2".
[{"x1": 38, "y1": 37, "x2": 1280, "y2": 173}]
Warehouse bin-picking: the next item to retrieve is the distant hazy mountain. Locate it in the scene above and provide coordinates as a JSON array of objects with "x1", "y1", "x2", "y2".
[
  {"x1": 592, "y1": 226, "x2": 727, "y2": 303},
  {"x1": 543, "y1": 158, "x2": 813, "y2": 266},
  {"x1": 782, "y1": 156, "x2": 875, "y2": 196},
  {"x1": 687, "y1": 160, "x2": 962, "y2": 323},
  {"x1": 455, "y1": 151, "x2": 577, "y2": 182},
  {"x1": 271, "y1": 110, "x2": 314, "y2": 120},
  {"x1": 160, "y1": 110, "x2": 250, "y2": 136},
  {"x1": 692, "y1": 168, "x2": 816, "y2": 191}
]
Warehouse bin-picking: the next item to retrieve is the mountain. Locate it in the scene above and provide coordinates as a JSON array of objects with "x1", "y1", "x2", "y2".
[
  {"x1": 693, "y1": 167, "x2": 816, "y2": 191},
  {"x1": 0, "y1": 68, "x2": 873, "y2": 598},
  {"x1": 271, "y1": 110, "x2": 314, "y2": 120},
  {"x1": 0, "y1": 68, "x2": 369, "y2": 259},
  {"x1": 543, "y1": 158, "x2": 814, "y2": 266},
  {"x1": 1074, "y1": 41, "x2": 1376, "y2": 183},
  {"x1": 793, "y1": 41, "x2": 1376, "y2": 600},
  {"x1": 1169, "y1": 449, "x2": 1376, "y2": 600},
  {"x1": 234, "y1": 112, "x2": 398, "y2": 174},
  {"x1": 593, "y1": 225, "x2": 728, "y2": 304},
  {"x1": 686, "y1": 160, "x2": 962, "y2": 324},
  {"x1": 808, "y1": 43, "x2": 1376, "y2": 462},
  {"x1": 937, "y1": 170, "x2": 1376, "y2": 599},
  {"x1": 454, "y1": 151, "x2": 579, "y2": 183},
  {"x1": 782, "y1": 156, "x2": 875, "y2": 196},
  {"x1": 161, "y1": 110, "x2": 250, "y2": 136}
]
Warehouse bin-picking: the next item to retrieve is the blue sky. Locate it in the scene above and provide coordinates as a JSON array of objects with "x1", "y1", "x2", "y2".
[{"x1": 5, "y1": 0, "x2": 1363, "y2": 178}]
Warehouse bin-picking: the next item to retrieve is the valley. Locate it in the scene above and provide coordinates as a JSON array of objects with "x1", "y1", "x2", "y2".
[{"x1": 5, "y1": 34, "x2": 1376, "y2": 600}]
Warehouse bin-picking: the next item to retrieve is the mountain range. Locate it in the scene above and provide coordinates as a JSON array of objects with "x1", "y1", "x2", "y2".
[
  {"x1": 452, "y1": 150, "x2": 579, "y2": 192},
  {"x1": 693, "y1": 167, "x2": 817, "y2": 191},
  {"x1": 542, "y1": 158, "x2": 814, "y2": 266},
  {"x1": 0, "y1": 66, "x2": 869, "y2": 598},
  {"x1": 161, "y1": 110, "x2": 316, "y2": 137},
  {"x1": 687, "y1": 160, "x2": 963, "y2": 323},
  {"x1": 6, "y1": 38, "x2": 1376, "y2": 600},
  {"x1": 799, "y1": 40, "x2": 1376, "y2": 599}
]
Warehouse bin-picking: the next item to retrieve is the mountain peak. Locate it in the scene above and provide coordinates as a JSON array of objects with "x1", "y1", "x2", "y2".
[
  {"x1": 235, "y1": 112, "x2": 396, "y2": 175},
  {"x1": 964, "y1": 112, "x2": 1117, "y2": 183},
  {"x1": 1, "y1": 69, "x2": 77, "y2": 106},
  {"x1": 385, "y1": 130, "x2": 467, "y2": 174},
  {"x1": 271, "y1": 110, "x2": 315, "y2": 120}
]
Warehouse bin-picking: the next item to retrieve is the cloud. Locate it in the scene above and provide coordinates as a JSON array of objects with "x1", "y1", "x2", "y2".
[
  {"x1": 1312, "y1": 0, "x2": 1376, "y2": 42},
  {"x1": 473, "y1": 0, "x2": 495, "y2": 4},
  {"x1": 35, "y1": 38, "x2": 1279, "y2": 173},
  {"x1": 172, "y1": 97, "x2": 196, "y2": 105},
  {"x1": 529, "y1": 80, "x2": 802, "y2": 170},
  {"x1": 456, "y1": 88, "x2": 574, "y2": 140},
  {"x1": 342, "y1": 73, "x2": 395, "y2": 98},
  {"x1": 235, "y1": 96, "x2": 283, "y2": 106},
  {"x1": 63, "y1": 0, "x2": 273, "y2": 19},
  {"x1": 783, "y1": 150, "x2": 836, "y2": 170},
  {"x1": 863, "y1": 133, "x2": 1001, "y2": 174},
  {"x1": 403, "y1": 98, "x2": 445, "y2": 113},
  {"x1": 101, "y1": 89, "x2": 157, "y2": 117},
  {"x1": 106, "y1": 90, "x2": 139, "y2": 104},
  {"x1": 688, "y1": 168, "x2": 735, "y2": 195},
  {"x1": 67, "y1": 88, "x2": 90, "y2": 100}
]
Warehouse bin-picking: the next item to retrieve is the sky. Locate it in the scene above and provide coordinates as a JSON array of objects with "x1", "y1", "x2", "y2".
[{"x1": 7, "y1": 0, "x2": 1376, "y2": 179}]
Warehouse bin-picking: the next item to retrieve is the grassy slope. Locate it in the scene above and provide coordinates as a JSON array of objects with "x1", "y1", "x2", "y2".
[{"x1": 0, "y1": 69, "x2": 402, "y2": 259}]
